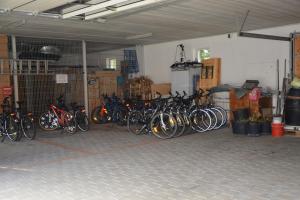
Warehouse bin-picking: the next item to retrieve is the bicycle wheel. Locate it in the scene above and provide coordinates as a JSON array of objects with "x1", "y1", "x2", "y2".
[
  {"x1": 215, "y1": 106, "x2": 228, "y2": 127},
  {"x1": 116, "y1": 109, "x2": 128, "y2": 126},
  {"x1": 173, "y1": 113, "x2": 186, "y2": 137},
  {"x1": 150, "y1": 112, "x2": 177, "y2": 139},
  {"x1": 91, "y1": 106, "x2": 101, "y2": 124},
  {"x1": 75, "y1": 111, "x2": 89, "y2": 132},
  {"x1": 64, "y1": 113, "x2": 77, "y2": 134},
  {"x1": 127, "y1": 111, "x2": 146, "y2": 135},
  {"x1": 6, "y1": 115, "x2": 20, "y2": 142},
  {"x1": 0, "y1": 118, "x2": 5, "y2": 141},
  {"x1": 210, "y1": 107, "x2": 224, "y2": 130},
  {"x1": 21, "y1": 115, "x2": 36, "y2": 140},
  {"x1": 39, "y1": 111, "x2": 59, "y2": 131},
  {"x1": 205, "y1": 108, "x2": 217, "y2": 130},
  {"x1": 189, "y1": 109, "x2": 211, "y2": 133}
]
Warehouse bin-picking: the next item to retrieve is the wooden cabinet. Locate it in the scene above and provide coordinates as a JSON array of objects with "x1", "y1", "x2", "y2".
[
  {"x1": 295, "y1": 56, "x2": 300, "y2": 78},
  {"x1": 294, "y1": 36, "x2": 300, "y2": 78},
  {"x1": 198, "y1": 58, "x2": 221, "y2": 90}
]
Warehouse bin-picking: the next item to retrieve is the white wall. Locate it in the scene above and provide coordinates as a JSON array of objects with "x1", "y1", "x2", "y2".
[
  {"x1": 87, "y1": 49, "x2": 124, "y2": 68},
  {"x1": 144, "y1": 23, "x2": 300, "y2": 89}
]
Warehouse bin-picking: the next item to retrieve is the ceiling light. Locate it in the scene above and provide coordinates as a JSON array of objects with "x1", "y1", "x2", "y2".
[
  {"x1": 85, "y1": 0, "x2": 166, "y2": 20},
  {"x1": 62, "y1": 0, "x2": 129, "y2": 19},
  {"x1": 96, "y1": 18, "x2": 106, "y2": 23},
  {"x1": 126, "y1": 33, "x2": 153, "y2": 40}
]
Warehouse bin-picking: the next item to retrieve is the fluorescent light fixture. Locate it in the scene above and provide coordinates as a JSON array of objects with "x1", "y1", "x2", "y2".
[
  {"x1": 96, "y1": 18, "x2": 107, "y2": 23},
  {"x1": 126, "y1": 33, "x2": 153, "y2": 40},
  {"x1": 85, "y1": 0, "x2": 165, "y2": 20},
  {"x1": 62, "y1": 0, "x2": 129, "y2": 19}
]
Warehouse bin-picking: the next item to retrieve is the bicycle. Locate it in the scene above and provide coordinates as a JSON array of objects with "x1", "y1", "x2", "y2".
[
  {"x1": 127, "y1": 92, "x2": 178, "y2": 139},
  {"x1": 70, "y1": 102, "x2": 89, "y2": 132},
  {"x1": 16, "y1": 101, "x2": 36, "y2": 140},
  {"x1": 0, "y1": 97, "x2": 20, "y2": 142},
  {"x1": 39, "y1": 96, "x2": 76, "y2": 134}
]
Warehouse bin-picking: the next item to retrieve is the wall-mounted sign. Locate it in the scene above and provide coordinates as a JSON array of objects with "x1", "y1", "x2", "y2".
[
  {"x1": 2, "y1": 87, "x2": 12, "y2": 96},
  {"x1": 56, "y1": 74, "x2": 68, "y2": 84}
]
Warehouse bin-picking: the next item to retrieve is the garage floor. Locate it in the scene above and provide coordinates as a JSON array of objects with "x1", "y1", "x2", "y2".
[{"x1": 1, "y1": 125, "x2": 300, "y2": 200}]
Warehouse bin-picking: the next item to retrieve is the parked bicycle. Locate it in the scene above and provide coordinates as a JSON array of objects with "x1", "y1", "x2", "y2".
[
  {"x1": 91, "y1": 94, "x2": 129, "y2": 125},
  {"x1": 0, "y1": 96, "x2": 20, "y2": 142},
  {"x1": 127, "y1": 89, "x2": 227, "y2": 139},
  {"x1": 39, "y1": 96, "x2": 77, "y2": 134},
  {"x1": 70, "y1": 102, "x2": 89, "y2": 132},
  {"x1": 15, "y1": 101, "x2": 36, "y2": 140}
]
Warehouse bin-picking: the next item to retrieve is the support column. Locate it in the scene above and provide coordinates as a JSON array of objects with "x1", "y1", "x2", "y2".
[
  {"x1": 11, "y1": 35, "x2": 19, "y2": 108},
  {"x1": 82, "y1": 40, "x2": 89, "y2": 115}
]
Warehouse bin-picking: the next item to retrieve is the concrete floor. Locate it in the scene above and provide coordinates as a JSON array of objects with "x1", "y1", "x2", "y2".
[{"x1": 0, "y1": 125, "x2": 300, "y2": 200}]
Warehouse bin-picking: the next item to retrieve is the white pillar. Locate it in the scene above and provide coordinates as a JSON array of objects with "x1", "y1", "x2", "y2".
[
  {"x1": 11, "y1": 35, "x2": 19, "y2": 108},
  {"x1": 82, "y1": 40, "x2": 89, "y2": 115}
]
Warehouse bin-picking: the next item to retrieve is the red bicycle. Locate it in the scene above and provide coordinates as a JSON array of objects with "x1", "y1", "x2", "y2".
[{"x1": 39, "y1": 97, "x2": 76, "y2": 134}]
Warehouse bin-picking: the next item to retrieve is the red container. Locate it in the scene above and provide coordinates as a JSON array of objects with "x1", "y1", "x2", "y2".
[{"x1": 272, "y1": 123, "x2": 284, "y2": 137}]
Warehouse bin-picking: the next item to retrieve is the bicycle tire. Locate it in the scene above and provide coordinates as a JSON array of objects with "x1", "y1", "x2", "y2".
[
  {"x1": 64, "y1": 112, "x2": 77, "y2": 134},
  {"x1": 214, "y1": 106, "x2": 228, "y2": 127},
  {"x1": 150, "y1": 112, "x2": 177, "y2": 139},
  {"x1": 205, "y1": 108, "x2": 218, "y2": 130},
  {"x1": 21, "y1": 116, "x2": 36, "y2": 140},
  {"x1": 39, "y1": 111, "x2": 59, "y2": 131},
  {"x1": 116, "y1": 109, "x2": 128, "y2": 126},
  {"x1": 173, "y1": 113, "x2": 186, "y2": 137},
  {"x1": 6, "y1": 115, "x2": 20, "y2": 141},
  {"x1": 0, "y1": 118, "x2": 4, "y2": 141},
  {"x1": 210, "y1": 107, "x2": 225, "y2": 130},
  {"x1": 189, "y1": 109, "x2": 211, "y2": 133},
  {"x1": 75, "y1": 111, "x2": 89, "y2": 132},
  {"x1": 127, "y1": 111, "x2": 146, "y2": 135}
]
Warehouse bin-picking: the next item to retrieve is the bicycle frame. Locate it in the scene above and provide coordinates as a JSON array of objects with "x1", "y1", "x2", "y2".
[{"x1": 49, "y1": 104, "x2": 71, "y2": 127}]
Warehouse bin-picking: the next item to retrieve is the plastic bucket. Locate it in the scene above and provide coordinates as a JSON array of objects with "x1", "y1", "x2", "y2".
[
  {"x1": 271, "y1": 123, "x2": 284, "y2": 137},
  {"x1": 273, "y1": 116, "x2": 282, "y2": 124}
]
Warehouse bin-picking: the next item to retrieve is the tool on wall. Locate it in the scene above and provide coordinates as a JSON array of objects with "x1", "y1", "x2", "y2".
[
  {"x1": 275, "y1": 59, "x2": 281, "y2": 115},
  {"x1": 281, "y1": 59, "x2": 289, "y2": 115}
]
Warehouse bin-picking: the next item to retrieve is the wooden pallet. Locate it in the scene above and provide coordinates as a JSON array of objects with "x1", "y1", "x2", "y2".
[{"x1": 284, "y1": 130, "x2": 300, "y2": 137}]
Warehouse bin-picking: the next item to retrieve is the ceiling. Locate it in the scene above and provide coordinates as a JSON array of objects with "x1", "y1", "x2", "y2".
[{"x1": 1, "y1": 0, "x2": 300, "y2": 52}]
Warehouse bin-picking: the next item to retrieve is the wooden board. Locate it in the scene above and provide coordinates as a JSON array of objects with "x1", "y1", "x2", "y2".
[
  {"x1": 294, "y1": 36, "x2": 300, "y2": 78},
  {"x1": 0, "y1": 34, "x2": 8, "y2": 59},
  {"x1": 284, "y1": 130, "x2": 300, "y2": 137},
  {"x1": 151, "y1": 83, "x2": 171, "y2": 97},
  {"x1": 198, "y1": 58, "x2": 221, "y2": 90},
  {"x1": 295, "y1": 37, "x2": 300, "y2": 55},
  {"x1": 295, "y1": 56, "x2": 300, "y2": 78}
]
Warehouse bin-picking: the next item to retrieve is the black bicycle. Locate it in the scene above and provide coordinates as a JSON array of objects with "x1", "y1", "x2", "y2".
[
  {"x1": 0, "y1": 97, "x2": 20, "y2": 142},
  {"x1": 16, "y1": 101, "x2": 36, "y2": 140}
]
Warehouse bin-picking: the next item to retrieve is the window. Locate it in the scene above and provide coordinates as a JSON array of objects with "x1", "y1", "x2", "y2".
[
  {"x1": 197, "y1": 49, "x2": 210, "y2": 62},
  {"x1": 105, "y1": 58, "x2": 117, "y2": 69}
]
